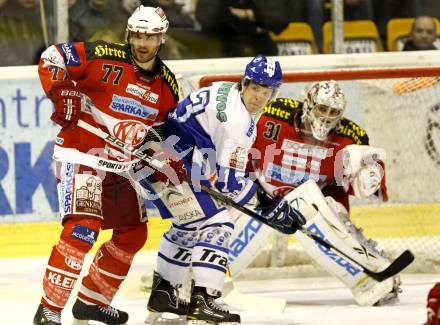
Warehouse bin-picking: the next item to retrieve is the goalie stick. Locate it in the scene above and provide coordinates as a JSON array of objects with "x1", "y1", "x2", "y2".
[{"x1": 76, "y1": 119, "x2": 414, "y2": 282}]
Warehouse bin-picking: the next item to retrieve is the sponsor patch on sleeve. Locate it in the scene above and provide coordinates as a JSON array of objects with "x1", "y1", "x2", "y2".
[
  {"x1": 57, "y1": 43, "x2": 81, "y2": 66},
  {"x1": 229, "y1": 146, "x2": 247, "y2": 170}
]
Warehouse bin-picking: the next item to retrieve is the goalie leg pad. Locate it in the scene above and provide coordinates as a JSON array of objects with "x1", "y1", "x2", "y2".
[
  {"x1": 227, "y1": 206, "x2": 275, "y2": 278},
  {"x1": 285, "y1": 180, "x2": 400, "y2": 306}
]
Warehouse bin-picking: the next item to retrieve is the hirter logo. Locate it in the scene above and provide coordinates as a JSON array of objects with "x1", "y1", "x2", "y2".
[{"x1": 113, "y1": 120, "x2": 148, "y2": 146}]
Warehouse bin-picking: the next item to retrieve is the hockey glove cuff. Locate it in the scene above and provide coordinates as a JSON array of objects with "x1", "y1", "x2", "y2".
[
  {"x1": 257, "y1": 196, "x2": 306, "y2": 234},
  {"x1": 154, "y1": 158, "x2": 187, "y2": 185},
  {"x1": 135, "y1": 148, "x2": 187, "y2": 185}
]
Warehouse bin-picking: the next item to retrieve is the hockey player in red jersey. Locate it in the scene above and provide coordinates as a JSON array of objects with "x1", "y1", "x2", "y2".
[
  {"x1": 33, "y1": 5, "x2": 179, "y2": 325},
  {"x1": 249, "y1": 80, "x2": 401, "y2": 306},
  {"x1": 254, "y1": 80, "x2": 387, "y2": 209},
  {"x1": 427, "y1": 283, "x2": 440, "y2": 325}
]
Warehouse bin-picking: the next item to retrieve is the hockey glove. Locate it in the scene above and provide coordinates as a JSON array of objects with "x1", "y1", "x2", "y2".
[
  {"x1": 257, "y1": 196, "x2": 306, "y2": 235},
  {"x1": 153, "y1": 158, "x2": 187, "y2": 185},
  {"x1": 49, "y1": 80, "x2": 83, "y2": 128},
  {"x1": 134, "y1": 147, "x2": 187, "y2": 185}
]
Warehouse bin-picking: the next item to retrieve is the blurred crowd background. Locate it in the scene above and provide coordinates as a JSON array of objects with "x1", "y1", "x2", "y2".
[{"x1": 0, "y1": 0, "x2": 438, "y2": 66}]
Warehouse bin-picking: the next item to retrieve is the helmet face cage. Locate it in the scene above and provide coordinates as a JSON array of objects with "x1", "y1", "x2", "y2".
[
  {"x1": 126, "y1": 6, "x2": 169, "y2": 44},
  {"x1": 303, "y1": 80, "x2": 346, "y2": 141}
]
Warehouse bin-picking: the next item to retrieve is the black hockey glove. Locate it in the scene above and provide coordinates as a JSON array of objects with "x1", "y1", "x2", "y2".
[{"x1": 257, "y1": 195, "x2": 306, "y2": 235}]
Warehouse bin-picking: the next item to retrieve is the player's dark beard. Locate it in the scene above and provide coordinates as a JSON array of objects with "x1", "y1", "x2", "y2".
[{"x1": 131, "y1": 44, "x2": 161, "y2": 65}]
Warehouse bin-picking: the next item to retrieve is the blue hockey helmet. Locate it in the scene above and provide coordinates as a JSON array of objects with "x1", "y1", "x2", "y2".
[{"x1": 244, "y1": 54, "x2": 283, "y2": 89}]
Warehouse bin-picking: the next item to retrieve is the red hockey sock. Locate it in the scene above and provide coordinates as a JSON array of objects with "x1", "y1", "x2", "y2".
[
  {"x1": 41, "y1": 218, "x2": 101, "y2": 312},
  {"x1": 77, "y1": 225, "x2": 147, "y2": 305},
  {"x1": 428, "y1": 283, "x2": 440, "y2": 325}
]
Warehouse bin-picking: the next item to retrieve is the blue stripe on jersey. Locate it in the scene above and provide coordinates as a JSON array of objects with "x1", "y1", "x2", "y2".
[
  {"x1": 158, "y1": 252, "x2": 191, "y2": 267},
  {"x1": 199, "y1": 222, "x2": 234, "y2": 231},
  {"x1": 215, "y1": 167, "x2": 259, "y2": 206},
  {"x1": 192, "y1": 262, "x2": 227, "y2": 273},
  {"x1": 235, "y1": 180, "x2": 258, "y2": 206},
  {"x1": 180, "y1": 216, "x2": 212, "y2": 227},
  {"x1": 195, "y1": 242, "x2": 229, "y2": 254},
  {"x1": 171, "y1": 223, "x2": 197, "y2": 231}
]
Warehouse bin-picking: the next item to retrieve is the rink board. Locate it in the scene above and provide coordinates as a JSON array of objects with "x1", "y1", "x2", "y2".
[
  {"x1": 1, "y1": 202, "x2": 440, "y2": 258},
  {"x1": 0, "y1": 217, "x2": 171, "y2": 258}
]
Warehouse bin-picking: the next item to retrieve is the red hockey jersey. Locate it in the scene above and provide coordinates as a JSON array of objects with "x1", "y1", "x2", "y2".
[
  {"x1": 39, "y1": 41, "x2": 179, "y2": 172},
  {"x1": 253, "y1": 98, "x2": 387, "y2": 209}
]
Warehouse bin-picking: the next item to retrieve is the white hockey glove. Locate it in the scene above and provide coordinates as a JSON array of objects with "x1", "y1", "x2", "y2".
[{"x1": 342, "y1": 144, "x2": 385, "y2": 199}]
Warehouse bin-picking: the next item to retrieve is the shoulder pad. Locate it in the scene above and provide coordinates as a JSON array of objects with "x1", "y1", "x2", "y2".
[
  {"x1": 160, "y1": 62, "x2": 179, "y2": 101},
  {"x1": 85, "y1": 41, "x2": 129, "y2": 63},
  {"x1": 335, "y1": 118, "x2": 369, "y2": 145},
  {"x1": 262, "y1": 98, "x2": 301, "y2": 124}
]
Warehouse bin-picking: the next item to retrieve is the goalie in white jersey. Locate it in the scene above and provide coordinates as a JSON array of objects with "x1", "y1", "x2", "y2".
[{"x1": 138, "y1": 55, "x2": 306, "y2": 324}]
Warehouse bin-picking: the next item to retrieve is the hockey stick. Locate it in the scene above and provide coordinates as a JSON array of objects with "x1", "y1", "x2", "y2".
[
  {"x1": 76, "y1": 119, "x2": 291, "y2": 232},
  {"x1": 189, "y1": 186, "x2": 414, "y2": 282},
  {"x1": 298, "y1": 205, "x2": 414, "y2": 282},
  {"x1": 76, "y1": 119, "x2": 414, "y2": 282}
]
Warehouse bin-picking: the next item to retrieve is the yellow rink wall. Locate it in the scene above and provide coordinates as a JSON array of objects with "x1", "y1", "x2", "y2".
[
  {"x1": 0, "y1": 217, "x2": 171, "y2": 258},
  {"x1": 351, "y1": 203, "x2": 440, "y2": 237},
  {"x1": 286, "y1": 203, "x2": 440, "y2": 245},
  {"x1": 1, "y1": 203, "x2": 440, "y2": 258}
]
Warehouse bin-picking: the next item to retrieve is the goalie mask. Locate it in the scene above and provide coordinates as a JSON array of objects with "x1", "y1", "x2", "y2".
[{"x1": 302, "y1": 80, "x2": 346, "y2": 141}]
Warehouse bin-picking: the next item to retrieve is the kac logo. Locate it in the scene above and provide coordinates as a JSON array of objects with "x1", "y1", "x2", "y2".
[{"x1": 113, "y1": 120, "x2": 148, "y2": 146}]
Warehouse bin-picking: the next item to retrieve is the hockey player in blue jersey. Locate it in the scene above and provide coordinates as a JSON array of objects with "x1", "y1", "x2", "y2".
[{"x1": 140, "y1": 55, "x2": 306, "y2": 324}]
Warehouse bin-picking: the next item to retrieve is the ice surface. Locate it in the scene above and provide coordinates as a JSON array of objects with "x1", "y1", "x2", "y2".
[{"x1": 0, "y1": 251, "x2": 433, "y2": 324}]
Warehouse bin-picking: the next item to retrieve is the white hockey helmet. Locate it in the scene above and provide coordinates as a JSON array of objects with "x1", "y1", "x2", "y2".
[
  {"x1": 302, "y1": 80, "x2": 346, "y2": 141},
  {"x1": 126, "y1": 6, "x2": 169, "y2": 43}
]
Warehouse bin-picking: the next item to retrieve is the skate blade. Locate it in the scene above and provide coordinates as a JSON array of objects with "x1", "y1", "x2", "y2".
[
  {"x1": 187, "y1": 320, "x2": 240, "y2": 325},
  {"x1": 72, "y1": 319, "x2": 128, "y2": 325},
  {"x1": 145, "y1": 311, "x2": 187, "y2": 324}
]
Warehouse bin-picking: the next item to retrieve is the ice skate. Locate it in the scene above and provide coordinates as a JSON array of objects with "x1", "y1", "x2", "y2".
[
  {"x1": 187, "y1": 286, "x2": 240, "y2": 325},
  {"x1": 71, "y1": 299, "x2": 128, "y2": 324},
  {"x1": 145, "y1": 271, "x2": 189, "y2": 324},
  {"x1": 33, "y1": 304, "x2": 61, "y2": 325}
]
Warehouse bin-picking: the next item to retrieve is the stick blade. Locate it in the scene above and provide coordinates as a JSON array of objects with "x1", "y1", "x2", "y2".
[{"x1": 368, "y1": 250, "x2": 415, "y2": 282}]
